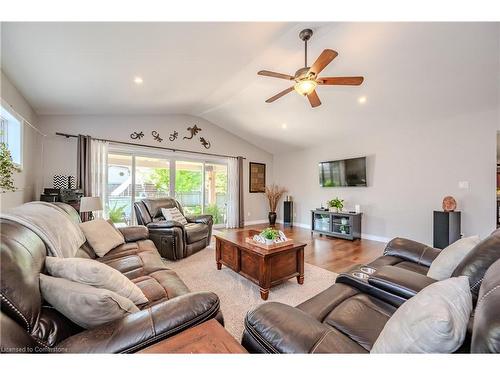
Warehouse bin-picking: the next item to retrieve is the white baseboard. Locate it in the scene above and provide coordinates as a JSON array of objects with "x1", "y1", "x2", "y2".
[
  {"x1": 361, "y1": 234, "x2": 391, "y2": 243},
  {"x1": 244, "y1": 219, "x2": 268, "y2": 226},
  {"x1": 276, "y1": 220, "x2": 390, "y2": 243}
]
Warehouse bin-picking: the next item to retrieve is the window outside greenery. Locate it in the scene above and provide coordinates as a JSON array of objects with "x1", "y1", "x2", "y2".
[{"x1": 106, "y1": 153, "x2": 228, "y2": 225}]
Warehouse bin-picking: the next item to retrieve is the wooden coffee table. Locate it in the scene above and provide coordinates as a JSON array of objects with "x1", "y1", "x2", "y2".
[
  {"x1": 214, "y1": 230, "x2": 306, "y2": 300},
  {"x1": 138, "y1": 319, "x2": 247, "y2": 354}
]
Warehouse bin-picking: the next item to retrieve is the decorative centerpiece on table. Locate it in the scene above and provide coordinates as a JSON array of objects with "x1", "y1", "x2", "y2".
[
  {"x1": 328, "y1": 197, "x2": 344, "y2": 213},
  {"x1": 246, "y1": 227, "x2": 293, "y2": 249},
  {"x1": 264, "y1": 184, "x2": 287, "y2": 225}
]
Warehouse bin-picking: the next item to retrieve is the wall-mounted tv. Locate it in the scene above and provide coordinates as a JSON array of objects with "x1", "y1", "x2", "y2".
[{"x1": 319, "y1": 157, "x2": 367, "y2": 187}]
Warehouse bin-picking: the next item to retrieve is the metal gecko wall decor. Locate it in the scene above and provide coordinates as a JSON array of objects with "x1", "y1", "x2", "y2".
[
  {"x1": 182, "y1": 125, "x2": 212, "y2": 149},
  {"x1": 169, "y1": 131, "x2": 178, "y2": 141},
  {"x1": 128, "y1": 125, "x2": 211, "y2": 149},
  {"x1": 130, "y1": 131, "x2": 144, "y2": 140},
  {"x1": 183, "y1": 125, "x2": 202, "y2": 140},
  {"x1": 151, "y1": 131, "x2": 163, "y2": 142},
  {"x1": 199, "y1": 137, "x2": 211, "y2": 149}
]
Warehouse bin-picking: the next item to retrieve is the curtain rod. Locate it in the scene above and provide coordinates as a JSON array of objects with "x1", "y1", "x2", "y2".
[
  {"x1": 55, "y1": 132, "x2": 245, "y2": 160},
  {"x1": 1, "y1": 97, "x2": 47, "y2": 137}
]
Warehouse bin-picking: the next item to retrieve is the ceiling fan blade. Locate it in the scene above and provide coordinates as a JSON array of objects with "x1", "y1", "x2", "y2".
[
  {"x1": 307, "y1": 90, "x2": 321, "y2": 108},
  {"x1": 258, "y1": 70, "x2": 294, "y2": 80},
  {"x1": 265, "y1": 87, "x2": 295, "y2": 103},
  {"x1": 308, "y1": 49, "x2": 338, "y2": 76},
  {"x1": 318, "y1": 76, "x2": 364, "y2": 85}
]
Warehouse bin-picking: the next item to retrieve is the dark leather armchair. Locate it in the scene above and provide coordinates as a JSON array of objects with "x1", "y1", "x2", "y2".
[{"x1": 134, "y1": 198, "x2": 213, "y2": 260}]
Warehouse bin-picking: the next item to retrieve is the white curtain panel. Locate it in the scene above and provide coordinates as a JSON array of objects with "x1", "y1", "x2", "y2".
[
  {"x1": 90, "y1": 139, "x2": 108, "y2": 219},
  {"x1": 226, "y1": 157, "x2": 239, "y2": 228}
]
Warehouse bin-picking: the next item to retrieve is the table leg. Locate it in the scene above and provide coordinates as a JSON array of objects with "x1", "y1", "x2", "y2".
[
  {"x1": 297, "y1": 247, "x2": 304, "y2": 284},
  {"x1": 216, "y1": 239, "x2": 222, "y2": 270},
  {"x1": 259, "y1": 257, "x2": 271, "y2": 300},
  {"x1": 260, "y1": 288, "x2": 269, "y2": 300}
]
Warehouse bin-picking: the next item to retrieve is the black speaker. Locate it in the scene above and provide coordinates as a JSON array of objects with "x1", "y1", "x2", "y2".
[
  {"x1": 284, "y1": 201, "x2": 293, "y2": 226},
  {"x1": 433, "y1": 211, "x2": 461, "y2": 249}
]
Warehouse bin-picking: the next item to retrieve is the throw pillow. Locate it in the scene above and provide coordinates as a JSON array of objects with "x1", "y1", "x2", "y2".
[
  {"x1": 45, "y1": 257, "x2": 148, "y2": 305},
  {"x1": 161, "y1": 207, "x2": 188, "y2": 225},
  {"x1": 371, "y1": 276, "x2": 472, "y2": 353},
  {"x1": 79, "y1": 218, "x2": 125, "y2": 257},
  {"x1": 39, "y1": 274, "x2": 139, "y2": 329},
  {"x1": 427, "y1": 235, "x2": 481, "y2": 280}
]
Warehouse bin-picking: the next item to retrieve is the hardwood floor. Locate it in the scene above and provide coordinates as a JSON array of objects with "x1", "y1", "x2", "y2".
[{"x1": 218, "y1": 223, "x2": 386, "y2": 274}]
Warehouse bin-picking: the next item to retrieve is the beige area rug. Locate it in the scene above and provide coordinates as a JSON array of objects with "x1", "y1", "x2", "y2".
[{"x1": 163, "y1": 245, "x2": 337, "y2": 341}]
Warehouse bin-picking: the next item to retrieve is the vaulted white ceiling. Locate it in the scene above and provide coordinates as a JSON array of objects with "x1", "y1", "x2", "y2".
[{"x1": 1, "y1": 22, "x2": 499, "y2": 153}]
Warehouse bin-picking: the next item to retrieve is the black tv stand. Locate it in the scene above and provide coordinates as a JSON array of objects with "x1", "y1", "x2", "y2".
[{"x1": 311, "y1": 210, "x2": 362, "y2": 240}]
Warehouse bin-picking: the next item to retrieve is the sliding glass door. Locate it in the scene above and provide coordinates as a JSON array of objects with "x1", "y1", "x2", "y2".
[
  {"x1": 135, "y1": 156, "x2": 170, "y2": 201},
  {"x1": 106, "y1": 147, "x2": 228, "y2": 226},
  {"x1": 175, "y1": 161, "x2": 203, "y2": 216},
  {"x1": 107, "y1": 153, "x2": 133, "y2": 225}
]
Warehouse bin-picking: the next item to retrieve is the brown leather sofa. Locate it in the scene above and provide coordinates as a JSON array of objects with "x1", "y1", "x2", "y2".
[
  {"x1": 134, "y1": 198, "x2": 213, "y2": 260},
  {"x1": 0, "y1": 203, "x2": 222, "y2": 353},
  {"x1": 242, "y1": 229, "x2": 500, "y2": 353}
]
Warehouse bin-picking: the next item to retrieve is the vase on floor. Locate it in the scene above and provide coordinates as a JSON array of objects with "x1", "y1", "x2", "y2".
[{"x1": 268, "y1": 212, "x2": 277, "y2": 226}]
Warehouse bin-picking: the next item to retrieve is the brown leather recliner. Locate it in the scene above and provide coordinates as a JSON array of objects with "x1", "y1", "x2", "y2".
[
  {"x1": 0, "y1": 203, "x2": 222, "y2": 354},
  {"x1": 134, "y1": 198, "x2": 213, "y2": 260}
]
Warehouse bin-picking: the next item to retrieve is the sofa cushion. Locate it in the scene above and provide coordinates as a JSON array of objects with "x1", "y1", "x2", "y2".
[
  {"x1": 79, "y1": 219, "x2": 125, "y2": 257},
  {"x1": 368, "y1": 257, "x2": 429, "y2": 275},
  {"x1": 45, "y1": 257, "x2": 148, "y2": 305},
  {"x1": 371, "y1": 276, "x2": 472, "y2": 353},
  {"x1": 323, "y1": 294, "x2": 396, "y2": 351},
  {"x1": 161, "y1": 207, "x2": 188, "y2": 225},
  {"x1": 96, "y1": 239, "x2": 190, "y2": 304},
  {"x1": 428, "y1": 236, "x2": 481, "y2": 280},
  {"x1": 185, "y1": 223, "x2": 209, "y2": 244},
  {"x1": 39, "y1": 274, "x2": 139, "y2": 329}
]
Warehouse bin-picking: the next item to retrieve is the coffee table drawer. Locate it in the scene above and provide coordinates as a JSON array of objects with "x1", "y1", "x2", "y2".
[{"x1": 221, "y1": 241, "x2": 238, "y2": 269}]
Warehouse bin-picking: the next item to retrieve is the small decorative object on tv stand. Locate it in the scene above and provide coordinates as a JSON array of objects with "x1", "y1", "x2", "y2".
[{"x1": 311, "y1": 209, "x2": 362, "y2": 240}]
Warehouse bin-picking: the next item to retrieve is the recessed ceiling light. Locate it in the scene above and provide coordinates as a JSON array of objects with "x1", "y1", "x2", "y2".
[
  {"x1": 358, "y1": 96, "x2": 367, "y2": 104},
  {"x1": 134, "y1": 76, "x2": 144, "y2": 85},
  {"x1": 281, "y1": 123, "x2": 287, "y2": 129}
]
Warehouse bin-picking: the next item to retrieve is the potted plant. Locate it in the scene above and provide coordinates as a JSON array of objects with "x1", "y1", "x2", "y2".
[
  {"x1": 0, "y1": 140, "x2": 21, "y2": 193},
  {"x1": 260, "y1": 227, "x2": 279, "y2": 245},
  {"x1": 328, "y1": 198, "x2": 344, "y2": 213},
  {"x1": 339, "y1": 224, "x2": 348, "y2": 234},
  {"x1": 264, "y1": 184, "x2": 287, "y2": 225}
]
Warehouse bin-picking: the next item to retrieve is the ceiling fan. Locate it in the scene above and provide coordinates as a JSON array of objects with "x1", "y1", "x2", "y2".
[{"x1": 258, "y1": 28, "x2": 364, "y2": 108}]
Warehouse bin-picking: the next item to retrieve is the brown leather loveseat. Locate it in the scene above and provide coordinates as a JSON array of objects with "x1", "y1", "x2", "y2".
[{"x1": 0, "y1": 203, "x2": 222, "y2": 353}]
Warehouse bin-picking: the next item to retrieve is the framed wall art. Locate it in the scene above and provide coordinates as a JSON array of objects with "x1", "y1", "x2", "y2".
[{"x1": 249, "y1": 162, "x2": 266, "y2": 193}]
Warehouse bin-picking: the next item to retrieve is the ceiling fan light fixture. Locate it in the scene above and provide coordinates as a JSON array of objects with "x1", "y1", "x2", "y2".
[{"x1": 294, "y1": 79, "x2": 317, "y2": 96}]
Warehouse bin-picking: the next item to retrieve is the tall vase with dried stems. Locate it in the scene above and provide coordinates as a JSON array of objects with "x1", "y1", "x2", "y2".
[{"x1": 265, "y1": 184, "x2": 287, "y2": 226}]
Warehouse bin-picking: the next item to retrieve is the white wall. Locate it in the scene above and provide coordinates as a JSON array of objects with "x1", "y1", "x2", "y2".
[
  {"x1": 0, "y1": 70, "x2": 43, "y2": 210},
  {"x1": 37, "y1": 114, "x2": 273, "y2": 223},
  {"x1": 274, "y1": 109, "x2": 498, "y2": 244}
]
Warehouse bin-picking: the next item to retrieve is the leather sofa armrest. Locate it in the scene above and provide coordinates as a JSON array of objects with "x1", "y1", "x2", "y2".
[
  {"x1": 383, "y1": 237, "x2": 441, "y2": 267},
  {"x1": 118, "y1": 225, "x2": 149, "y2": 242},
  {"x1": 186, "y1": 214, "x2": 213, "y2": 226},
  {"x1": 368, "y1": 265, "x2": 436, "y2": 299},
  {"x1": 147, "y1": 220, "x2": 185, "y2": 230},
  {"x1": 242, "y1": 302, "x2": 366, "y2": 353},
  {"x1": 55, "y1": 292, "x2": 220, "y2": 353}
]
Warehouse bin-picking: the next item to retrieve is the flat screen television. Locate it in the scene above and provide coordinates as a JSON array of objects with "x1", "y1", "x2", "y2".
[{"x1": 319, "y1": 157, "x2": 367, "y2": 187}]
